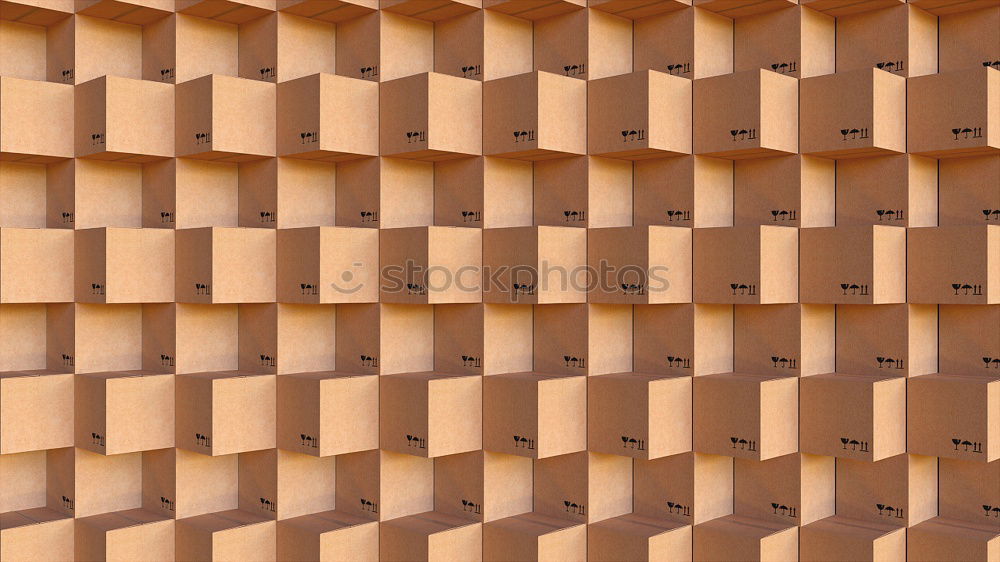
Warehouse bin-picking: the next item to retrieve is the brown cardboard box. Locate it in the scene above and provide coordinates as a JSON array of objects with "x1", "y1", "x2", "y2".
[
  {"x1": 835, "y1": 154, "x2": 938, "y2": 228},
  {"x1": 379, "y1": 226, "x2": 482, "y2": 304},
  {"x1": 939, "y1": 7, "x2": 1000, "y2": 71},
  {"x1": 0, "y1": 370, "x2": 73, "y2": 453},
  {"x1": 907, "y1": 67, "x2": 999, "y2": 158},
  {"x1": 939, "y1": 155, "x2": 999, "y2": 228},
  {"x1": 908, "y1": 517, "x2": 1000, "y2": 562},
  {"x1": 633, "y1": 304, "x2": 733, "y2": 377},
  {"x1": 0, "y1": 506, "x2": 74, "y2": 562},
  {"x1": 0, "y1": 14, "x2": 58, "y2": 83},
  {"x1": 140, "y1": 447, "x2": 238, "y2": 520},
  {"x1": 481, "y1": 226, "x2": 587, "y2": 304},
  {"x1": 75, "y1": 371, "x2": 174, "y2": 454},
  {"x1": 277, "y1": 73, "x2": 378, "y2": 161},
  {"x1": 587, "y1": 70, "x2": 691, "y2": 160},
  {"x1": 692, "y1": 225, "x2": 798, "y2": 304},
  {"x1": 908, "y1": 373, "x2": 1000, "y2": 462},
  {"x1": 694, "y1": 0, "x2": 795, "y2": 17},
  {"x1": 939, "y1": 304, "x2": 1000, "y2": 375},
  {"x1": 1, "y1": 450, "x2": 45, "y2": 512},
  {"x1": 734, "y1": 6, "x2": 834, "y2": 79},
  {"x1": 482, "y1": 512, "x2": 585, "y2": 562},
  {"x1": 433, "y1": 450, "x2": 533, "y2": 524},
  {"x1": 800, "y1": 0, "x2": 902, "y2": 17},
  {"x1": 734, "y1": 155, "x2": 835, "y2": 228},
  {"x1": 0, "y1": 77, "x2": 73, "y2": 162},
  {"x1": 836, "y1": 304, "x2": 937, "y2": 377},
  {"x1": 588, "y1": 514, "x2": 692, "y2": 562},
  {"x1": 335, "y1": 11, "x2": 432, "y2": 83},
  {"x1": 74, "y1": 508, "x2": 174, "y2": 562},
  {"x1": 938, "y1": 457, "x2": 1000, "y2": 523},
  {"x1": 634, "y1": 156, "x2": 733, "y2": 228},
  {"x1": 533, "y1": 451, "x2": 632, "y2": 525},
  {"x1": 237, "y1": 448, "x2": 335, "y2": 521},
  {"x1": 276, "y1": 227, "x2": 378, "y2": 304},
  {"x1": 48, "y1": 446, "x2": 143, "y2": 518},
  {"x1": 533, "y1": 303, "x2": 632, "y2": 376},
  {"x1": 175, "y1": 227, "x2": 276, "y2": 303},
  {"x1": 174, "y1": 371, "x2": 276, "y2": 456},
  {"x1": 245, "y1": 305, "x2": 334, "y2": 376},
  {"x1": 334, "y1": 156, "x2": 434, "y2": 229},
  {"x1": 379, "y1": 72, "x2": 482, "y2": 160},
  {"x1": 53, "y1": 303, "x2": 144, "y2": 374},
  {"x1": 0, "y1": 304, "x2": 57, "y2": 372},
  {"x1": 433, "y1": 156, "x2": 533, "y2": 229},
  {"x1": 277, "y1": 510, "x2": 378, "y2": 562},
  {"x1": 277, "y1": 371, "x2": 378, "y2": 457},
  {"x1": 836, "y1": 454, "x2": 938, "y2": 527},
  {"x1": 693, "y1": 514, "x2": 797, "y2": 562},
  {"x1": 140, "y1": 303, "x2": 239, "y2": 375},
  {"x1": 47, "y1": 158, "x2": 143, "y2": 229},
  {"x1": 482, "y1": 71, "x2": 586, "y2": 160},
  {"x1": 799, "y1": 226, "x2": 906, "y2": 304},
  {"x1": 380, "y1": 511, "x2": 482, "y2": 562},
  {"x1": 588, "y1": 372, "x2": 691, "y2": 459},
  {"x1": 74, "y1": 76, "x2": 174, "y2": 162},
  {"x1": 634, "y1": 6, "x2": 733, "y2": 79},
  {"x1": 633, "y1": 452, "x2": 733, "y2": 525},
  {"x1": 336, "y1": 449, "x2": 434, "y2": 522},
  {"x1": 434, "y1": 303, "x2": 533, "y2": 376},
  {"x1": 141, "y1": 13, "x2": 239, "y2": 85},
  {"x1": 174, "y1": 74, "x2": 276, "y2": 161},
  {"x1": 482, "y1": 372, "x2": 587, "y2": 459},
  {"x1": 45, "y1": 14, "x2": 143, "y2": 85},
  {"x1": 800, "y1": 68, "x2": 906, "y2": 158},
  {"x1": 533, "y1": 156, "x2": 632, "y2": 228},
  {"x1": 590, "y1": 0, "x2": 688, "y2": 19},
  {"x1": 693, "y1": 372, "x2": 798, "y2": 461},
  {"x1": 335, "y1": 303, "x2": 434, "y2": 376},
  {"x1": 734, "y1": 304, "x2": 835, "y2": 377},
  {"x1": 734, "y1": 453, "x2": 835, "y2": 526},
  {"x1": 141, "y1": 158, "x2": 238, "y2": 229},
  {"x1": 0, "y1": 228, "x2": 73, "y2": 302},
  {"x1": 0, "y1": 161, "x2": 48, "y2": 228},
  {"x1": 380, "y1": 372, "x2": 482, "y2": 458},
  {"x1": 692, "y1": 69, "x2": 798, "y2": 159},
  {"x1": 908, "y1": 225, "x2": 999, "y2": 304},
  {"x1": 835, "y1": 3, "x2": 938, "y2": 77},
  {"x1": 799, "y1": 515, "x2": 906, "y2": 562},
  {"x1": 237, "y1": 158, "x2": 336, "y2": 229},
  {"x1": 236, "y1": 12, "x2": 337, "y2": 83},
  {"x1": 588, "y1": 226, "x2": 692, "y2": 304},
  {"x1": 74, "y1": 227, "x2": 174, "y2": 303},
  {"x1": 799, "y1": 373, "x2": 906, "y2": 461},
  {"x1": 433, "y1": 9, "x2": 532, "y2": 82},
  {"x1": 533, "y1": 8, "x2": 632, "y2": 81},
  {"x1": 174, "y1": 509, "x2": 276, "y2": 562}
]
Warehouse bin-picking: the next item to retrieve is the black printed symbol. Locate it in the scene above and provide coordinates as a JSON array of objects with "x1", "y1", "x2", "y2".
[
  {"x1": 159, "y1": 68, "x2": 174, "y2": 81},
  {"x1": 730, "y1": 436, "x2": 757, "y2": 451},
  {"x1": 666, "y1": 210, "x2": 691, "y2": 222},
  {"x1": 875, "y1": 504, "x2": 904, "y2": 519},
  {"x1": 160, "y1": 211, "x2": 175, "y2": 223},
  {"x1": 562, "y1": 63, "x2": 586, "y2": 76},
  {"x1": 461, "y1": 211, "x2": 482, "y2": 222},
  {"x1": 194, "y1": 283, "x2": 211, "y2": 296},
  {"x1": 839, "y1": 283, "x2": 869, "y2": 296},
  {"x1": 620, "y1": 435, "x2": 646, "y2": 451},
  {"x1": 875, "y1": 60, "x2": 904, "y2": 73},
  {"x1": 461, "y1": 499, "x2": 482, "y2": 514},
  {"x1": 299, "y1": 283, "x2": 318, "y2": 295},
  {"x1": 666, "y1": 63, "x2": 690, "y2": 75},
  {"x1": 360, "y1": 498, "x2": 379, "y2": 513},
  {"x1": 840, "y1": 127, "x2": 869, "y2": 140},
  {"x1": 405, "y1": 131, "x2": 426, "y2": 143},
  {"x1": 951, "y1": 283, "x2": 983, "y2": 296},
  {"x1": 194, "y1": 433, "x2": 211, "y2": 447},
  {"x1": 666, "y1": 501, "x2": 691, "y2": 516},
  {"x1": 405, "y1": 434, "x2": 426, "y2": 449},
  {"x1": 769, "y1": 61, "x2": 797, "y2": 74},
  {"x1": 259, "y1": 497, "x2": 276, "y2": 512},
  {"x1": 90, "y1": 283, "x2": 105, "y2": 295},
  {"x1": 194, "y1": 132, "x2": 211, "y2": 145},
  {"x1": 513, "y1": 435, "x2": 535, "y2": 449},
  {"x1": 61, "y1": 69, "x2": 74, "y2": 82},
  {"x1": 299, "y1": 131, "x2": 320, "y2": 144},
  {"x1": 258, "y1": 354, "x2": 276, "y2": 367},
  {"x1": 359, "y1": 66, "x2": 379, "y2": 78},
  {"x1": 159, "y1": 496, "x2": 175, "y2": 511},
  {"x1": 461, "y1": 355, "x2": 481, "y2": 368},
  {"x1": 299, "y1": 433, "x2": 319, "y2": 448},
  {"x1": 730, "y1": 128, "x2": 757, "y2": 141},
  {"x1": 620, "y1": 129, "x2": 647, "y2": 143},
  {"x1": 61, "y1": 354, "x2": 74, "y2": 367},
  {"x1": 61, "y1": 496, "x2": 74, "y2": 510},
  {"x1": 90, "y1": 432, "x2": 105, "y2": 447},
  {"x1": 875, "y1": 357, "x2": 904, "y2": 369},
  {"x1": 562, "y1": 210, "x2": 586, "y2": 222},
  {"x1": 951, "y1": 438, "x2": 983, "y2": 453},
  {"x1": 730, "y1": 283, "x2": 757, "y2": 296},
  {"x1": 62, "y1": 212, "x2": 75, "y2": 223},
  {"x1": 91, "y1": 133, "x2": 106, "y2": 146},
  {"x1": 840, "y1": 437, "x2": 869, "y2": 452},
  {"x1": 460, "y1": 65, "x2": 482, "y2": 78},
  {"x1": 160, "y1": 354, "x2": 175, "y2": 367},
  {"x1": 359, "y1": 355, "x2": 380, "y2": 368},
  {"x1": 258, "y1": 66, "x2": 276, "y2": 80},
  {"x1": 982, "y1": 357, "x2": 1000, "y2": 369},
  {"x1": 513, "y1": 130, "x2": 536, "y2": 143},
  {"x1": 562, "y1": 355, "x2": 586, "y2": 369},
  {"x1": 562, "y1": 500, "x2": 586, "y2": 515},
  {"x1": 359, "y1": 210, "x2": 379, "y2": 223}
]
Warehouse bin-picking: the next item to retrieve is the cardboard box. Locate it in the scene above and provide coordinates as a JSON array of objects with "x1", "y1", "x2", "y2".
[
  {"x1": 433, "y1": 10, "x2": 532, "y2": 82},
  {"x1": 734, "y1": 304, "x2": 835, "y2": 377},
  {"x1": 481, "y1": 226, "x2": 587, "y2": 304},
  {"x1": 335, "y1": 449, "x2": 434, "y2": 522},
  {"x1": 939, "y1": 304, "x2": 1000, "y2": 375},
  {"x1": 908, "y1": 225, "x2": 999, "y2": 304},
  {"x1": 141, "y1": 13, "x2": 239, "y2": 85},
  {"x1": 0, "y1": 161, "x2": 48, "y2": 228},
  {"x1": 140, "y1": 447, "x2": 238, "y2": 520},
  {"x1": 432, "y1": 156, "x2": 528, "y2": 228},
  {"x1": 799, "y1": 226, "x2": 906, "y2": 304},
  {"x1": 277, "y1": 73, "x2": 377, "y2": 161},
  {"x1": 588, "y1": 514, "x2": 692, "y2": 562},
  {"x1": 175, "y1": 227, "x2": 276, "y2": 303},
  {"x1": 908, "y1": 517, "x2": 1000, "y2": 562},
  {"x1": 380, "y1": 372, "x2": 482, "y2": 458},
  {"x1": 939, "y1": 155, "x2": 999, "y2": 228},
  {"x1": 634, "y1": 156, "x2": 732, "y2": 228},
  {"x1": 907, "y1": 67, "x2": 999, "y2": 158},
  {"x1": 277, "y1": 511, "x2": 378, "y2": 562},
  {"x1": 692, "y1": 69, "x2": 798, "y2": 159},
  {"x1": 334, "y1": 303, "x2": 434, "y2": 376},
  {"x1": 74, "y1": 76, "x2": 174, "y2": 162},
  {"x1": 46, "y1": 158, "x2": 143, "y2": 229},
  {"x1": 0, "y1": 304, "x2": 54, "y2": 372},
  {"x1": 835, "y1": 454, "x2": 938, "y2": 527},
  {"x1": 0, "y1": 506, "x2": 74, "y2": 562},
  {"x1": 692, "y1": 225, "x2": 799, "y2": 304},
  {"x1": 938, "y1": 457, "x2": 1000, "y2": 524},
  {"x1": 0, "y1": 77, "x2": 74, "y2": 162},
  {"x1": 633, "y1": 304, "x2": 734, "y2": 377},
  {"x1": 379, "y1": 226, "x2": 482, "y2": 304},
  {"x1": 588, "y1": 372, "x2": 692, "y2": 459},
  {"x1": 0, "y1": 370, "x2": 73, "y2": 453},
  {"x1": 800, "y1": 0, "x2": 902, "y2": 17},
  {"x1": 277, "y1": 371, "x2": 378, "y2": 457},
  {"x1": 433, "y1": 303, "x2": 533, "y2": 376},
  {"x1": 693, "y1": 515, "x2": 797, "y2": 562},
  {"x1": 533, "y1": 303, "x2": 632, "y2": 377},
  {"x1": 734, "y1": 5, "x2": 835, "y2": 79},
  {"x1": 381, "y1": 0, "x2": 479, "y2": 21},
  {"x1": 0, "y1": 228, "x2": 73, "y2": 303},
  {"x1": 633, "y1": 452, "x2": 733, "y2": 525},
  {"x1": 53, "y1": 303, "x2": 145, "y2": 374},
  {"x1": 533, "y1": 156, "x2": 632, "y2": 229},
  {"x1": 800, "y1": 515, "x2": 906, "y2": 562},
  {"x1": 47, "y1": 446, "x2": 144, "y2": 518},
  {"x1": 277, "y1": 0, "x2": 376, "y2": 23},
  {"x1": 734, "y1": 155, "x2": 835, "y2": 228},
  {"x1": 237, "y1": 448, "x2": 336, "y2": 521},
  {"x1": 1, "y1": 449, "x2": 46, "y2": 512},
  {"x1": 140, "y1": 158, "x2": 238, "y2": 229},
  {"x1": 236, "y1": 11, "x2": 337, "y2": 83},
  {"x1": 379, "y1": 72, "x2": 482, "y2": 160},
  {"x1": 241, "y1": 302, "x2": 335, "y2": 374},
  {"x1": 433, "y1": 450, "x2": 533, "y2": 524},
  {"x1": 694, "y1": 0, "x2": 795, "y2": 17},
  {"x1": 335, "y1": 11, "x2": 433, "y2": 83},
  {"x1": 380, "y1": 511, "x2": 482, "y2": 561},
  {"x1": 939, "y1": 6, "x2": 1000, "y2": 71},
  {"x1": 334, "y1": 156, "x2": 434, "y2": 228},
  {"x1": 634, "y1": 6, "x2": 733, "y2": 80},
  {"x1": 45, "y1": 14, "x2": 143, "y2": 85},
  {"x1": 835, "y1": 304, "x2": 938, "y2": 377},
  {"x1": 75, "y1": 371, "x2": 174, "y2": 454},
  {"x1": 174, "y1": 74, "x2": 276, "y2": 161},
  {"x1": 482, "y1": 0, "x2": 584, "y2": 20},
  {"x1": 800, "y1": 68, "x2": 906, "y2": 158},
  {"x1": 140, "y1": 303, "x2": 238, "y2": 375},
  {"x1": 174, "y1": 509, "x2": 276, "y2": 562},
  {"x1": 74, "y1": 508, "x2": 174, "y2": 562},
  {"x1": 908, "y1": 373, "x2": 1000, "y2": 462},
  {"x1": 533, "y1": 451, "x2": 632, "y2": 525},
  {"x1": 800, "y1": 373, "x2": 906, "y2": 462},
  {"x1": 693, "y1": 372, "x2": 798, "y2": 461},
  {"x1": 73, "y1": 227, "x2": 174, "y2": 303},
  {"x1": 734, "y1": 453, "x2": 835, "y2": 526},
  {"x1": 0, "y1": 16, "x2": 54, "y2": 83},
  {"x1": 276, "y1": 226, "x2": 378, "y2": 304},
  {"x1": 835, "y1": 154, "x2": 938, "y2": 228},
  {"x1": 174, "y1": 371, "x2": 276, "y2": 455},
  {"x1": 482, "y1": 372, "x2": 586, "y2": 459},
  {"x1": 588, "y1": 226, "x2": 692, "y2": 304},
  {"x1": 482, "y1": 71, "x2": 586, "y2": 160},
  {"x1": 533, "y1": 8, "x2": 632, "y2": 81},
  {"x1": 835, "y1": 3, "x2": 938, "y2": 78},
  {"x1": 237, "y1": 157, "x2": 336, "y2": 229},
  {"x1": 482, "y1": 512, "x2": 585, "y2": 561}
]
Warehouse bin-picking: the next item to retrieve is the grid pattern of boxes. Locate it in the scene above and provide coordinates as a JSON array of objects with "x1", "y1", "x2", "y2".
[{"x1": 0, "y1": 0, "x2": 998, "y2": 560}]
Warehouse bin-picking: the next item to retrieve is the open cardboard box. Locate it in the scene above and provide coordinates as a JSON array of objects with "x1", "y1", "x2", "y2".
[
  {"x1": 633, "y1": 304, "x2": 733, "y2": 377},
  {"x1": 633, "y1": 452, "x2": 734, "y2": 526},
  {"x1": 692, "y1": 225, "x2": 798, "y2": 304},
  {"x1": 634, "y1": 156, "x2": 733, "y2": 228},
  {"x1": 588, "y1": 372, "x2": 692, "y2": 460},
  {"x1": 799, "y1": 225, "x2": 906, "y2": 305},
  {"x1": 734, "y1": 155, "x2": 835, "y2": 228},
  {"x1": 734, "y1": 304, "x2": 835, "y2": 377}
]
